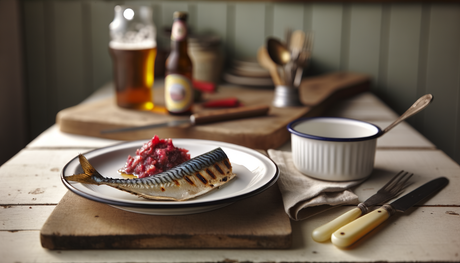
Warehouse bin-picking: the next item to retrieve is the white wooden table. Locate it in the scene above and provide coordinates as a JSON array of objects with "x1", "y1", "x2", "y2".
[{"x1": 1, "y1": 87, "x2": 459, "y2": 263}]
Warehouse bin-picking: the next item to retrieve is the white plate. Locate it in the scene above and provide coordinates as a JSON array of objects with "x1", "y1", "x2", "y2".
[{"x1": 61, "y1": 139, "x2": 279, "y2": 215}]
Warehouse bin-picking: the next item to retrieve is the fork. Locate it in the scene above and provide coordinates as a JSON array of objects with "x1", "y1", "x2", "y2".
[{"x1": 312, "y1": 170, "x2": 413, "y2": 242}]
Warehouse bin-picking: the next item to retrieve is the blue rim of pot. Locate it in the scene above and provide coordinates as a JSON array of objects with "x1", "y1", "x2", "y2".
[{"x1": 287, "y1": 117, "x2": 384, "y2": 142}]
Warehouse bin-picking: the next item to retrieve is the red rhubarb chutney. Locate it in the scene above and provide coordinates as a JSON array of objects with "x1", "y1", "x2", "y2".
[{"x1": 121, "y1": 135, "x2": 190, "y2": 178}]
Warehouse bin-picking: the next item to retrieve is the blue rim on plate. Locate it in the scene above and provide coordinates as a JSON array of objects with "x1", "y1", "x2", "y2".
[
  {"x1": 287, "y1": 117, "x2": 383, "y2": 142},
  {"x1": 60, "y1": 139, "x2": 279, "y2": 211}
]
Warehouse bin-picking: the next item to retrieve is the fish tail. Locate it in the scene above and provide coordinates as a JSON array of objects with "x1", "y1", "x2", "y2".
[{"x1": 65, "y1": 154, "x2": 104, "y2": 185}]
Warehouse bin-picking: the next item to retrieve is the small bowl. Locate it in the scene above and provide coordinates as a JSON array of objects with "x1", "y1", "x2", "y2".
[{"x1": 287, "y1": 117, "x2": 383, "y2": 181}]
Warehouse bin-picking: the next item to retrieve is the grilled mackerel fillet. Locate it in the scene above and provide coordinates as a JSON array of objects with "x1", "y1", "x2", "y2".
[{"x1": 65, "y1": 147, "x2": 236, "y2": 201}]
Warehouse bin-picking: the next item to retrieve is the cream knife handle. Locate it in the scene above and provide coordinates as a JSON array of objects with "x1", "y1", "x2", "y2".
[
  {"x1": 312, "y1": 207, "x2": 362, "y2": 242},
  {"x1": 331, "y1": 207, "x2": 391, "y2": 248}
]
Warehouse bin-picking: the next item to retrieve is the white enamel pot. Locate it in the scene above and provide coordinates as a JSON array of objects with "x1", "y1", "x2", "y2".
[
  {"x1": 287, "y1": 94, "x2": 434, "y2": 181},
  {"x1": 288, "y1": 117, "x2": 382, "y2": 181}
]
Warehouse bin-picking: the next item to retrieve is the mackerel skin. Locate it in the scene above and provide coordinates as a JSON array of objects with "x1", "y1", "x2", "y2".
[{"x1": 65, "y1": 147, "x2": 236, "y2": 201}]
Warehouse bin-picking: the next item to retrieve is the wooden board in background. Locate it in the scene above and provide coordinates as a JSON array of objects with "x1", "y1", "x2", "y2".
[
  {"x1": 57, "y1": 72, "x2": 370, "y2": 149},
  {"x1": 40, "y1": 183, "x2": 292, "y2": 250}
]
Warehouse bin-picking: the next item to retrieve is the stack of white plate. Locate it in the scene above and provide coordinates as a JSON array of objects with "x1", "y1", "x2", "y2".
[{"x1": 223, "y1": 59, "x2": 274, "y2": 87}]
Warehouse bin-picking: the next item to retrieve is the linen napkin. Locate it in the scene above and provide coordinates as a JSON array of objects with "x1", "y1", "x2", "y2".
[{"x1": 268, "y1": 149, "x2": 366, "y2": 221}]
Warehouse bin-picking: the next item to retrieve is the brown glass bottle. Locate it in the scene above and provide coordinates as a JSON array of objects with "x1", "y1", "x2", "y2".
[{"x1": 165, "y1": 11, "x2": 193, "y2": 115}]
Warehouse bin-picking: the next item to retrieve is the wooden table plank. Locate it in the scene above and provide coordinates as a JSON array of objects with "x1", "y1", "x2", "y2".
[
  {"x1": 3, "y1": 206, "x2": 459, "y2": 263},
  {"x1": 5, "y1": 147, "x2": 454, "y2": 207},
  {"x1": 0, "y1": 205, "x2": 56, "y2": 231},
  {"x1": 28, "y1": 117, "x2": 434, "y2": 152},
  {"x1": 56, "y1": 72, "x2": 370, "y2": 149},
  {"x1": 371, "y1": 121, "x2": 435, "y2": 149},
  {"x1": 0, "y1": 149, "x2": 88, "y2": 204},
  {"x1": 27, "y1": 89, "x2": 433, "y2": 151},
  {"x1": 2, "y1": 90, "x2": 459, "y2": 263},
  {"x1": 27, "y1": 125, "x2": 122, "y2": 149},
  {"x1": 6, "y1": 139, "x2": 439, "y2": 207},
  {"x1": 295, "y1": 206, "x2": 460, "y2": 262},
  {"x1": 356, "y1": 149, "x2": 459, "y2": 204},
  {"x1": 325, "y1": 92, "x2": 399, "y2": 121}
]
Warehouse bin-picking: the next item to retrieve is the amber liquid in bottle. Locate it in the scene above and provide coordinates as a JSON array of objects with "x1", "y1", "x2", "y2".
[{"x1": 165, "y1": 11, "x2": 193, "y2": 115}]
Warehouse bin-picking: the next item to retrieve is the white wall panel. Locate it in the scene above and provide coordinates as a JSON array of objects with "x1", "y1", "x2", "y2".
[
  {"x1": 273, "y1": 2, "x2": 305, "y2": 41},
  {"x1": 195, "y1": 2, "x2": 228, "y2": 40},
  {"x1": 423, "y1": 4, "x2": 460, "y2": 160},
  {"x1": 347, "y1": 4, "x2": 383, "y2": 90},
  {"x1": 195, "y1": 2, "x2": 229, "y2": 64},
  {"x1": 385, "y1": 4, "x2": 423, "y2": 114},
  {"x1": 310, "y1": 4, "x2": 344, "y2": 72},
  {"x1": 53, "y1": 1, "x2": 88, "y2": 110},
  {"x1": 89, "y1": 1, "x2": 114, "y2": 92},
  {"x1": 18, "y1": 0, "x2": 460, "y2": 166},
  {"x1": 234, "y1": 2, "x2": 266, "y2": 59}
]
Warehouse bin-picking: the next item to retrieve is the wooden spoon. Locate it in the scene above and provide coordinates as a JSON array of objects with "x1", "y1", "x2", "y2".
[
  {"x1": 267, "y1": 38, "x2": 292, "y2": 85},
  {"x1": 267, "y1": 38, "x2": 291, "y2": 66},
  {"x1": 257, "y1": 46, "x2": 282, "y2": 86},
  {"x1": 290, "y1": 30, "x2": 306, "y2": 59}
]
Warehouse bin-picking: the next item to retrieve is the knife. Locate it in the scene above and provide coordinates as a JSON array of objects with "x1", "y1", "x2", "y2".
[
  {"x1": 311, "y1": 170, "x2": 412, "y2": 242},
  {"x1": 331, "y1": 177, "x2": 449, "y2": 248},
  {"x1": 100, "y1": 105, "x2": 270, "y2": 134}
]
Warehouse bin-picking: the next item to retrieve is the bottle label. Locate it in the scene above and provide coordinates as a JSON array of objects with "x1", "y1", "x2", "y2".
[
  {"x1": 171, "y1": 20, "x2": 187, "y2": 41},
  {"x1": 165, "y1": 74, "x2": 193, "y2": 113}
]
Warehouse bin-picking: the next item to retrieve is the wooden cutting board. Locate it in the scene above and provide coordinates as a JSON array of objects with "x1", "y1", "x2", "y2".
[
  {"x1": 57, "y1": 72, "x2": 370, "y2": 149},
  {"x1": 40, "y1": 183, "x2": 292, "y2": 250}
]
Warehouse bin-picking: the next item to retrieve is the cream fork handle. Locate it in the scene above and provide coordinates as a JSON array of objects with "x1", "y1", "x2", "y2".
[
  {"x1": 312, "y1": 207, "x2": 362, "y2": 242},
  {"x1": 331, "y1": 207, "x2": 391, "y2": 248}
]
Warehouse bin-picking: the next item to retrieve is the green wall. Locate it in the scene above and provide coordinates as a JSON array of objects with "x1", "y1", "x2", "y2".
[{"x1": 21, "y1": 1, "x2": 460, "y2": 164}]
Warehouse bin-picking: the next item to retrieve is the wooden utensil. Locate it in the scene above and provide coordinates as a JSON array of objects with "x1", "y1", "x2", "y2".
[
  {"x1": 257, "y1": 46, "x2": 282, "y2": 85},
  {"x1": 267, "y1": 38, "x2": 292, "y2": 85},
  {"x1": 290, "y1": 30, "x2": 306, "y2": 59}
]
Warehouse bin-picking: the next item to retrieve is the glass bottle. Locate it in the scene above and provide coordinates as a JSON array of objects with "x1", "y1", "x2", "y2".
[{"x1": 164, "y1": 11, "x2": 193, "y2": 115}]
